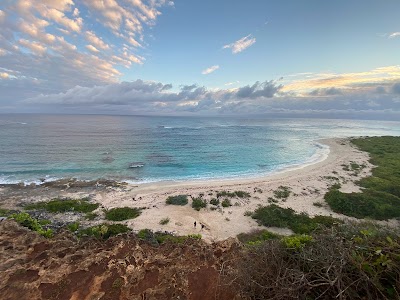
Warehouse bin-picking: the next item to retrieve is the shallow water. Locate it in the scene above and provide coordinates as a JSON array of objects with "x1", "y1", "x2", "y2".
[{"x1": 1, "y1": 114, "x2": 399, "y2": 184}]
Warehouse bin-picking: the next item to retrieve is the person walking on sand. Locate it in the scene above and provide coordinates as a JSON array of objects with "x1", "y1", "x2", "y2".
[
  {"x1": 201, "y1": 224, "x2": 205, "y2": 230},
  {"x1": 194, "y1": 221, "x2": 196, "y2": 228}
]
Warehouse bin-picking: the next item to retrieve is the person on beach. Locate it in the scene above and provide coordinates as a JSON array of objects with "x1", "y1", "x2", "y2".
[
  {"x1": 201, "y1": 224, "x2": 205, "y2": 230},
  {"x1": 194, "y1": 221, "x2": 196, "y2": 228}
]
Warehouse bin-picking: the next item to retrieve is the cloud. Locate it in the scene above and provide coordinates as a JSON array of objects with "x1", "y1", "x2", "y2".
[
  {"x1": 223, "y1": 34, "x2": 256, "y2": 54},
  {"x1": 85, "y1": 31, "x2": 110, "y2": 50},
  {"x1": 392, "y1": 82, "x2": 400, "y2": 94},
  {"x1": 86, "y1": 45, "x2": 100, "y2": 53},
  {"x1": 202, "y1": 65, "x2": 219, "y2": 75},
  {"x1": 19, "y1": 39, "x2": 47, "y2": 56},
  {"x1": 236, "y1": 81, "x2": 283, "y2": 99},
  {"x1": 389, "y1": 32, "x2": 400, "y2": 38}
]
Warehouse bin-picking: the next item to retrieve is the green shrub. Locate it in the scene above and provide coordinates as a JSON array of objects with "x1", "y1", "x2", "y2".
[
  {"x1": 78, "y1": 223, "x2": 131, "y2": 239},
  {"x1": 324, "y1": 137, "x2": 400, "y2": 220},
  {"x1": 251, "y1": 204, "x2": 340, "y2": 234},
  {"x1": 159, "y1": 217, "x2": 170, "y2": 225},
  {"x1": 105, "y1": 207, "x2": 141, "y2": 221},
  {"x1": 138, "y1": 229, "x2": 202, "y2": 245},
  {"x1": 25, "y1": 197, "x2": 99, "y2": 213},
  {"x1": 67, "y1": 222, "x2": 80, "y2": 232},
  {"x1": 216, "y1": 190, "x2": 250, "y2": 198},
  {"x1": 221, "y1": 199, "x2": 232, "y2": 207},
  {"x1": 84, "y1": 212, "x2": 98, "y2": 220},
  {"x1": 166, "y1": 195, "x2": 188, "y2": 205},
  {"x1": 281, "y1": 234, "x2": 313, "y2": 250},
  {"x1": 237, "y1": 229, "x2": 280, "y2": 244},
  {"x1": 192, "y1": 197, "x2": 207, "y2": 211},
  {"x1": 234, "y1": 191, "x2": 251, "y2": 198},
  {"x1": 273, "y1": 186, "x2": 291, "y2": 199},
  {"x1": 210, "y1": 198, "x2": 220, "y2": 206},
  {"x1": 10, "y1": 212, "x2": 53, "y2": 238},
  {"x1": 0, "y1": 208, "x2": 11, "y2": 217}
]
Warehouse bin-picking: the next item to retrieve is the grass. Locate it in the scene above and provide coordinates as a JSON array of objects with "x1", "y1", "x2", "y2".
[
  {"x1": 216, "y1": 190, "x2": 251, "y2": 198},
  {"x1": 237, "y1": 229, "x2": 281, "y2": 245},
  {"x1": 137, "y1": 229, "x2": 202, "y2": 245},
  {"x1": 325, "y1": 137, "x2": 400, "y2": 220},
  {"x1": 104, "y1": 207, "x2": 141, "y2": 221},
  {"x1": 67, "y1": 222, "x2": 80, "y2": 232},
  {"x1": 78, "y1": 223, "x2": 131, "y2": 239},
  {"x1": 191, "y1": 197, "x2": 207, "y2": 211},
  {"x1": 25, "y1": 197, "x2": 99, "y2": 213},
  {"x1": 165, "y1": 195, "x2": 188, "y2": 206},
  {"x1": 84, "y1": 212, "x2": 98, "y2": 220},
  {"x1": 0, "y1": 208, "x2": 11, "y2": 217},
  {"x1": 250, "y1": 204, "x2": 340, "y2": 234},
  {"x1": 210, "y1": 198, "x2": 220, "y2": 206},
  {"x1": 273, "y1": 186, "x2": 291, "y2": 199},
  {"x1": 159, "y1": 217, "x2": 170, "y2": 225},
  {"x1": 221, "y1": 199, "x2": 232, "y2": 207},
  {"x1": 10, "y1": 212, "x2": 53, "y2": 238}
]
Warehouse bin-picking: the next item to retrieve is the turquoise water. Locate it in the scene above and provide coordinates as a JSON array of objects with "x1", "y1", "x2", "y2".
[{"x1": 1, "y1": 114, "x2": 400, "y2": 184}]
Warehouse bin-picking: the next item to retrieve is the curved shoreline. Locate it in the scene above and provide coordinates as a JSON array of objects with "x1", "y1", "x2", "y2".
[{"x1": 0, "y1": 139, "x2": 329, "y2": 186}]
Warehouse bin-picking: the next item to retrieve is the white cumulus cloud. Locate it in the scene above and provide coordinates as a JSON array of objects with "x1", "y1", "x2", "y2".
[
  {"x1": 223, "y1": 34, "x2": 256, "y2": 54},
  {"x1": 202, "y1": 65, "x2": 219, "y2": 75}
]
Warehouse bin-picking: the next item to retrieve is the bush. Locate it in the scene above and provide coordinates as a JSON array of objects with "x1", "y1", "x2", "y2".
[
  {"x1": 67, "y1": 222, "x2": 80, "y2": 232},
  {"x1": 78, "y1": 223, "x2": 131, "y2": 239},
  {"x1": 159, "y1": 217, "x2": 170, "y2": 225},
  {"x1": 105, "y1": 207, "x2": 141, "y2": 221},
  {"x1": 192, "y1": 197, "x2": 207, "y2": 211},
  {"x1": 216, "y1": 190, "x2": 250, "y2": 198},
  {"x1": 84, "y1": 212, "x2": 98, "y2": 220},
  {"x1": 210, "y1": 198, "x2": 220, "y2": 206},
  {"x1": 251, "y1": 204, "x2": 340, "y2": 234},
  {"x1": 0, "y1": 208, "x2": 11, "y2": 217},
  {"x1": 25, "y1": 197, "x2": 99, "y2": 213},
  {"x1": 281, "y1": 234, "x2": 313, "y2": 250},
  {"x1": 166, "y1": 195, "x2": 188, "y2": 205},
  {"x1": 221, "y1": 199, "x2": 232, "y2": 207},
  {"x1": 10, "y1": 212, "x2": 53, "y2": 238},
  {"x1": 137, "y1": 229, "x2": 202, "y2": 245},
  {"x1": 226, "y1": 224, "x2": 400, "y2": 300},
  {"x1": 237, "y1": 229, "x2": 280, "y2": 245},
  {"x1": 234, "y1": 191, "x2": 251, "y2": 198},
  {"x1": 273, "y1": 186, "x2": 291, "y2": 199}
]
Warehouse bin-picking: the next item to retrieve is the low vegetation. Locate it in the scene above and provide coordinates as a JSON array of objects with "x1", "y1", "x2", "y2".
[
  {"x1": 67, "y1": 222, "x2": 80, "y2": 232},
  {"x1": 165, "y1": 195, "x2": 188, "y2": 205},
  {"x1": 326, "y1": 136, "x2": 400, "y2": 220},
  {"x1": 25, "y1": 197, "x2": 99, "y2": 213},
  {"x1": 104, "y1": 207, "x2": 141, "y2": 221},
  {"x1": 10, "y1": 212, "x2": 53, "y2": 238},
  {"x1": 191, "y1": 197, "x2": 207, "y2": 211},
  {"x1": 78, "y1": 223, "x2": 131, "y2": 239},
  {"x1": 237, "y1": 229, "x2": 280, "y2": 245},
  {"x1": 228, "y1": 223, "x2": 400, "y2": 300},
  {"x1": 137, "y1": 229, "x2": 201, "y2": 246},
  {"x1": 249, "y1": 204, "x2": 340, "y2": 234},
  {"x1": 159, "y1": 217, "x2": 170, "y2": 225},
  {"x1": 221, "y1": 199, "x2": 232, "y2": 207},
  {"x1": 209, "y1": 198, "x2": 220, "y2": 206},
  {"x1": 273, "y1": 186, "x2": 291, "y2": 199},
  {"x1": 216, "y1": 190, "x2": 251, "y2": 198}
]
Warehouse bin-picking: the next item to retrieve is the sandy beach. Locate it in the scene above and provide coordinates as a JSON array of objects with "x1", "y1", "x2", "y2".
[{"x1": 82, "y1": 137, "x2": 376, "y2": 242}]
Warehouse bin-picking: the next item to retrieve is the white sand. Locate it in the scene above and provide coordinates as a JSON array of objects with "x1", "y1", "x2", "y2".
[{"x1": 89, "y1": 138, "x2": 384, "y2": 242}]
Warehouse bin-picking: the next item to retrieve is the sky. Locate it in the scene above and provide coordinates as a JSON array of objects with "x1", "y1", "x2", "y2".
[{"x1": 0, "y1": 0, "x2": 400, "y2": 119}]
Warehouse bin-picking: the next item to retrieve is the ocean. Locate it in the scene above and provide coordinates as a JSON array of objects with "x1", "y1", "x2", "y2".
[{"x1": 1, "y1": 114, "x2": 399, "y2": 185}]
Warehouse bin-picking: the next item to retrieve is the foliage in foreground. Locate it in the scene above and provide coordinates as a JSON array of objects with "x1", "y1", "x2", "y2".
[
  {"x1": 78, "y1": 223, "x2": 131, "y2": 239},
  {"x1": 25, "y1": 197, "x2": 99, "y2": 213},
  {"x1": 104, "y1": 207, "x2": 142, "y2": 221},
  {"x1": 165, "y1": 195, "x2": 188, "y2": 206},
  {"x1": 10, "y1": 212, "x2": 53, "y2": 238},
  {"x1": 228, "y1": 224, "x2": 400, "y2": 300},
  {"x1": 216, "y1": 190, "x2": 251, "y2": 198},
  {"x1": 250, "y1": 204, "x2": 340, "y2": 234},
  {"x1": 137, "y1": 229, "x2": 201, "y2": 246},
  {"x1": 326, "y1": 137, "x2": 400, "y2": 220}
]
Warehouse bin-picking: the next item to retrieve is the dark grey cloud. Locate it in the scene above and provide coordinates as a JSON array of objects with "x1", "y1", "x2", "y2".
[
  {"x1": 392, "y1": 82, "x2": 400, "y2": 94},
  {"x1": 309, "y1": 87, "x2": 343, "y2": 96},
  {"x1": 236, "y1": 80, "x2": 283, "y2": 99}
]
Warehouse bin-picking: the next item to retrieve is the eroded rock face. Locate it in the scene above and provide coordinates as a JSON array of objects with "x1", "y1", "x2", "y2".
[{"x1": 0, "y1": 220, "x2": 241, "y2": 300}]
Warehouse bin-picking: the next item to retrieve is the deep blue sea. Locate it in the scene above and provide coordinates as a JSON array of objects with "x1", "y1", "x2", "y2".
[{"x1": 1, "y1": 114, "x2": 400, "y2": 185}]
